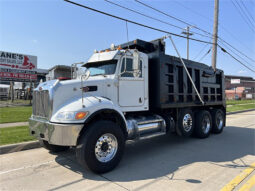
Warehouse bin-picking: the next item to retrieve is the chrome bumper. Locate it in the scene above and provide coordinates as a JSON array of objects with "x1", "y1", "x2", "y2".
[{"x1": 29, "y1": 117, "x2": 83, "y2": 146}]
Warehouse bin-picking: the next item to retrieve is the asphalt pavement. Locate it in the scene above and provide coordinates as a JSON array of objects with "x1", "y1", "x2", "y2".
[{"x1": 0, "y1": 111, "x2": 254, "y2": 191}]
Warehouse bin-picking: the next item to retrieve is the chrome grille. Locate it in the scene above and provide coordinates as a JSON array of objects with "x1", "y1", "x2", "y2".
[{"x1": 32, "y1": 90, "x2": 50, "y2": 118}]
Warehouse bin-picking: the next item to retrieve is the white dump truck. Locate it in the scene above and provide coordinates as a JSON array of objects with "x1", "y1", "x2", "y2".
[{"x1": 29, "y1": 39, "x2": 226, "y2": 173}]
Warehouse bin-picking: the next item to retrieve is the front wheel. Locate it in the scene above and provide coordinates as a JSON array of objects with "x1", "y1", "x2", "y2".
[{"x1": 76, "y1": 120, "x2": 125, "y2": 174}]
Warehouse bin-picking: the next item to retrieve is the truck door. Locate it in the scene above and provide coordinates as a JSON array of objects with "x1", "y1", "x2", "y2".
[{"x1": 118, "y1": 56, "x2": 145, "y2": 107}]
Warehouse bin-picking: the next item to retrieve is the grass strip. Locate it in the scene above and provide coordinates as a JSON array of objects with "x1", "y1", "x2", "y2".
[
  {"x1": 227, "y1": 103, "x2": 255, "y2": 112},
  {"x1": 0, "y1": 126, "x2": 35, "y2": 146},
  {"x1": 0, "y1": 106, "x2": 32, "y2": 123},
  {"x1": 226, "y1": 99, "x2": 255, "y2": 105}
]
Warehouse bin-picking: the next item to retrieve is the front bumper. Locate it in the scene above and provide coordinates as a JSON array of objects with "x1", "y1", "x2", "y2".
[{"x1": 29, "y1": 117, "x2": 84, "y2": 146}]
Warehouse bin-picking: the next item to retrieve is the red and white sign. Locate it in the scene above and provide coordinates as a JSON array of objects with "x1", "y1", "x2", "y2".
[
  {"x1": 231, "y1": 79, "x2": 240, "y2": 84},
  {"x1": 0, "y1": 51, "x2": 37, "y2": 70},
  {"x1": 0, "y1": 72, "x2": 37, "y2": 80},
  {"x1": 0, "y1": 51, "x2": 37, "y2": 82}
]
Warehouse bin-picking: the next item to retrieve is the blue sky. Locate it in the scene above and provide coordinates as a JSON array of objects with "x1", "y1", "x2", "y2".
[{"x1": 0, "y1": 0, "x2": 254, "y2": 77}]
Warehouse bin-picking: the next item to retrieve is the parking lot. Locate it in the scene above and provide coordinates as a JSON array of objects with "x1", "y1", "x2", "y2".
[{"x1": 0, "y1": 111, "x2": 254, "y2": 191}]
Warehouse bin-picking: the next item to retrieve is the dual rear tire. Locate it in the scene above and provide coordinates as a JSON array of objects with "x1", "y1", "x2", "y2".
[
  {"x1": 194, "y1": 110, "x2": 212, "y2": 138},
  {"x1": 211, "y1": 109, "x2": 225, "y2": 134},
  {"x1": 177, "y1": 108, "x2": 225, "y2": 139}
]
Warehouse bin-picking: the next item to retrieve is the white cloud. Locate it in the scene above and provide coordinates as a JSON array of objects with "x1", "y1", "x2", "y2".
[
  {"x1": 32, "y1": 39, "x2": 38, "y2": 43},
  {"x1": 238, "y1": 70, "x2": 247, "y2": 74}
]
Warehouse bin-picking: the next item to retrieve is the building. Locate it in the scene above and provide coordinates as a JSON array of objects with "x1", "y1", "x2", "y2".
[
  {"x1": 225, "y1": 75, "x2": 255, "y2": 100},
  {"x1": 36, "y1": 68, "x2": 48, "y2": 83},
  {"x1": 46, "y1": 65, "x2": 72, "y2": 81}
]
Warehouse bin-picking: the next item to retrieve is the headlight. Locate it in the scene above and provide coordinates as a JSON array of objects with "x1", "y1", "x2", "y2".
[{"x1": 56, "y1": 111, "x2": 88, "y2": 121}]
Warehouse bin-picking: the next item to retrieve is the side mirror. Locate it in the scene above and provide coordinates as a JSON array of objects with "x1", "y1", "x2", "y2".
[
  {"x1": 133, "y1": 50, "x2": 140, "y2": 71},
  {"x1": 82, "y1": 69, "x2": 90, "y2": 81}
]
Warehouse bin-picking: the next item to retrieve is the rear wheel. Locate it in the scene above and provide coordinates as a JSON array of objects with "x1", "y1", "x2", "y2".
[
  {"x1": 176, "y1": 109, "x2": 194, "y2": 137},
  {"x1": 211, "y1": 109, "x2": 225, "y2": 134},
  {"x1": 194, "y1": 110, "x2": 212, "y2": 138},
  {"x1": 76, "y1": 120, "x2": 125, "y2": 174},
  {"x1": 40, "y1": 140, "x2": 69, "y2": 152}
]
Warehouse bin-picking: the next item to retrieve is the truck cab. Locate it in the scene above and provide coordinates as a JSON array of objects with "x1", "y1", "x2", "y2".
[
  {"x1": 29, "y1": 39, "x2": 226, "y2": 173},
  {"x1": 83, "y1": 49, "x2": 149, "y2": 112}
]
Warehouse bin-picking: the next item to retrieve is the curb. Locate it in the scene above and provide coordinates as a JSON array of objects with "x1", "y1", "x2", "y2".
[
  {"x1": 0, "y1": 109, "x2": 254, "y2": 155},
  {"x1": 0, "y1": 141, "x2": 41, "y2": 155},
  {"x1": 226, "y1": 109, "x2": 255, "y2": 115},
  {"x1": 0, "y1": 122, "x2": 29, "y2": 128}
]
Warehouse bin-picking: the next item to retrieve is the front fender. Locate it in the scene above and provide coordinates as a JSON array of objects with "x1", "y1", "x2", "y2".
[{"x1": 50, "y1": 96, "x2": 126, "y2": 125}]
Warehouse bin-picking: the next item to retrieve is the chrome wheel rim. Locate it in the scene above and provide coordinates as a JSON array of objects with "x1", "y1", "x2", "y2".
[
  {"x1": 183, "y1": 114, "x2": 193, "y2": 132},
  {"x1": 202, "y1": 115, "x2": 211, "y2": 134},
  {"x1": 95, "y1": 133, "x2": 118, "y2": 163},
  {"x1": 216, "y1": 113, "x2": 223, "y2": 130}
]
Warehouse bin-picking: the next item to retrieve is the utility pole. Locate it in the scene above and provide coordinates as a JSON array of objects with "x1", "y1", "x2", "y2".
[
  {"x1": 211, "y1": 0, "x2": 219, "y2": 71},
  {"x1": 10, "y1": 82, "x2": 14, "y2": 102},
  {"x1": 182, "y1": 26, "x2": 193, "y2": 60}
]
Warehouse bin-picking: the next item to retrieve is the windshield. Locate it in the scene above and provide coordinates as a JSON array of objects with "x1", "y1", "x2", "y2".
[{"x1": 85, "y1": 60, "x2": 118, "y2": 76}]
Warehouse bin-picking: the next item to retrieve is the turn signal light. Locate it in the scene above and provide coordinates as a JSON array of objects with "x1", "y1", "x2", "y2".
[{"x1": 75, "y1": 112, "x2": 88, "y2": 120}]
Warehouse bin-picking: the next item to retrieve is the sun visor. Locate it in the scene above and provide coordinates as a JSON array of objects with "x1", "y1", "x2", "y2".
[{"x1": 85, "y1": 50, "x2": 120, "y2": 66}]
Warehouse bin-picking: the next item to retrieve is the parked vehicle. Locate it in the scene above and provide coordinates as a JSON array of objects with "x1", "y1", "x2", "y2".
[
  {"x1": 29, "y1": 38, "x2": 226, "y2": 173},
  {"x1": 0, "y1": 84, "x2": 10, "y2": 100}
]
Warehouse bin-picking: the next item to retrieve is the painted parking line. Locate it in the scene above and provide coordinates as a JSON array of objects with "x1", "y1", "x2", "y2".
[
  {"x1": 238, "y1": 175, "x2": 255, "y2": 191},
  {"x1": 220, "y1": 162, "x2": 255, "y2": 191}
]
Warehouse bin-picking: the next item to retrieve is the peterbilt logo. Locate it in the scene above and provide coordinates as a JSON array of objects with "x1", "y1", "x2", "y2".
[{"x1": 39, "y1": 87, "x2": 43, "y2": 91}]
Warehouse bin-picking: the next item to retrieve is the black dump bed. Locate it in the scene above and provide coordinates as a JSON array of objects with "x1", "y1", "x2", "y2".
[{"x1": 118, "y1": 38, "x2": 225, "y2": 110}]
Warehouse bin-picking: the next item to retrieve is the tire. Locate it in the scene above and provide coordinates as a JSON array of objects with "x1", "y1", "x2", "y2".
[
  {"x1": 176, "y1": 109, "x2": 194, "y2": 137},
  {"x1": 211, "y1": 109, "x2": 225, "y2": 134},
  {"x1": 40, "y1": 140, "x2": 69, "y2": 152},
  {"x1": 76, "y1": 120, "x2": 125, "y2": 174},
  {"x1": 194, "y1": 110, "x2": 212, "y2": 138}
]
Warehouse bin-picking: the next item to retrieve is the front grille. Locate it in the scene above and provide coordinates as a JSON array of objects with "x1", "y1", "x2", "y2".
[{"x1": 32, "y1": 90, "x2": 50, "y2": 118}]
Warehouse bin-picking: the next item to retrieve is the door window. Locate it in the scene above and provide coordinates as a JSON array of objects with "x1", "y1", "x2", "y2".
[{"x1": 120, "y1": 58, "x2": 143, "y2": 78}]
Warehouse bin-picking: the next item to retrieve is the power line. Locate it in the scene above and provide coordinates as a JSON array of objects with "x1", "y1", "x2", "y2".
[
  {"x1": 240, "y1": 0, "x2": 255, "y2": 22},
  {"x1": 198, "y1": 48, "x2": 211, "y2": 62},
  {"x1": 173, "y1": 0, "x2": 214, "y2": 23},
  {"x1": 218, "y1": 40, "x2": 255, "y2": 68},
  {"x1": 240, "y1": 0, "x2": 255, "y2": 23},
  {"x1": 219, "y1": 45, "x2": 255, "y2": 73},
  {"x1": 134, "y1": 0, "x2": 191, "y2": 26},
  {"x1": 218, "y1": 37, "x2": 255, "y2": 64},
  {"x1": 235, "y1": 0, "x2": 255, "y2": 27},
  {"x1": 104, "y1": 0, "x2": 183, "y2": 30},
  {"x1": 193, "y1": 43, "x2": 209, "y2": 60},
  {"x1": 63, "y1": 0, "x2": 213, "y2": 44},
  {"x1": 134, "y1": 0, "x2": 213, "y2": 37},
  {"x1": 64, "y1": 0, "x2": 255, "y2": 74},
  {"x1": 104, "y1": 0, "x2": 212, "y2": 39},
  {"x1": 173, "y1": 0, "x2": 255, "y2": 55},
  {"x1": 231, "y1": 0, "x2": 255, "y2": 32},
  {"x1": 134, "y1": 0, "x2": 255, "y2": 65}
]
